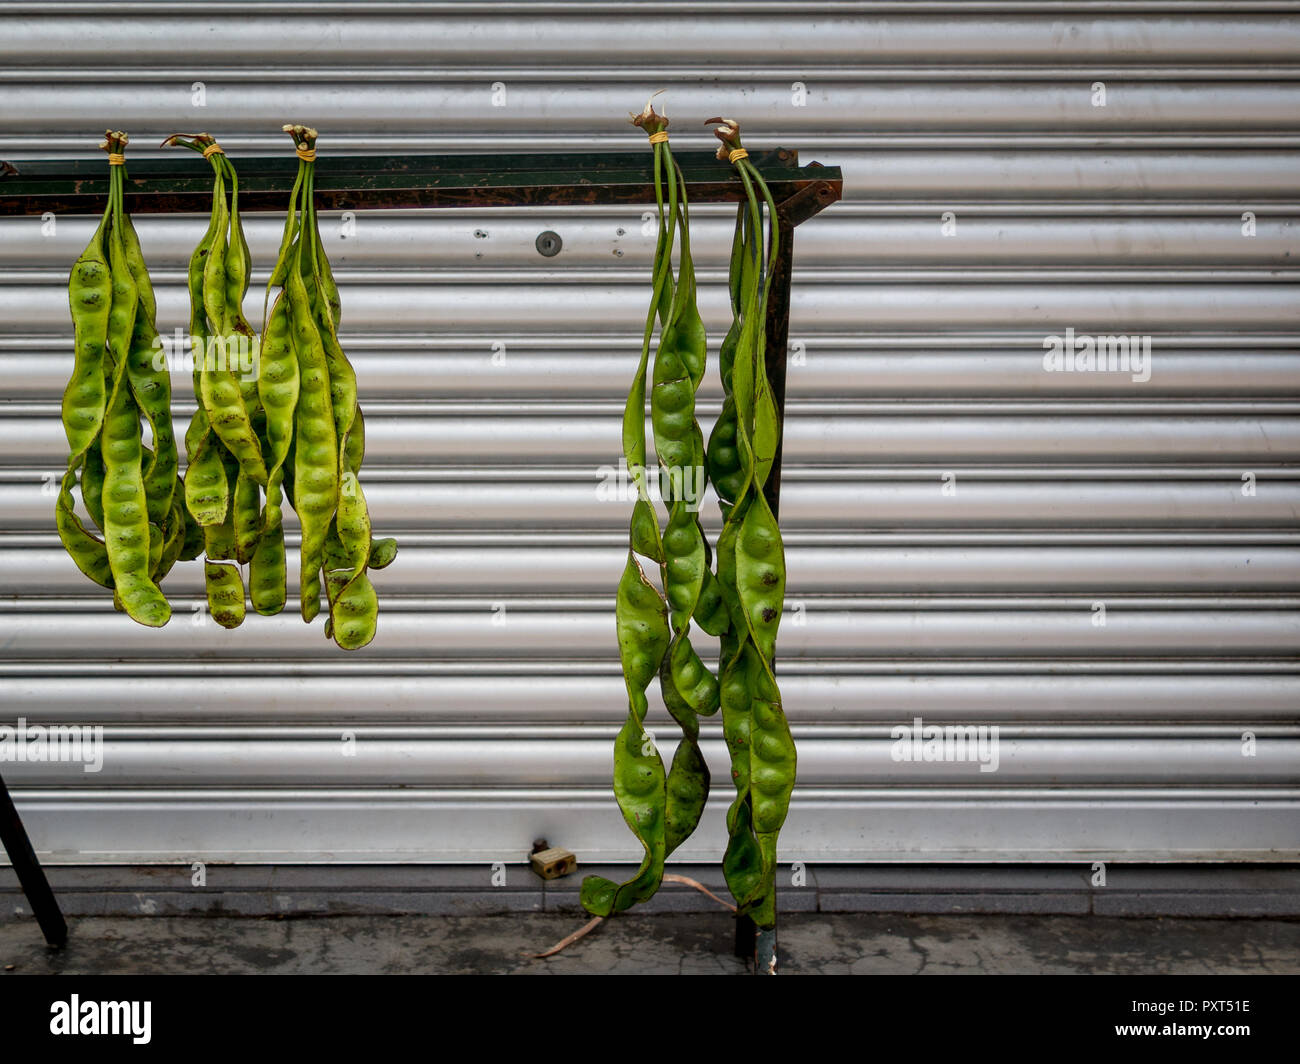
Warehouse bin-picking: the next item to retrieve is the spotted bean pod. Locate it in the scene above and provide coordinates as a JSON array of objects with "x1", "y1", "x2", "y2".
[
  {"x1": 704, "y1": 118, "x2": 796, "y2": 930},
  {"x1": 584, "y1": 100, "x2": 725, "y2": 915},
  {"x1": 250, "y1": 290, "x2": 298, "y2": 616},
  {"x1": 579, "y1": 553, "x2": 671, "y2": 917},
  {"x1": 57, "y1": 134, "x2": 179, "y2": 624},
  {"x1": 100, "y1": 349, "x2": 170, "y2": 627},
  {"x1": 287, "y1": 232, "x2": 339, "y2": 622}
]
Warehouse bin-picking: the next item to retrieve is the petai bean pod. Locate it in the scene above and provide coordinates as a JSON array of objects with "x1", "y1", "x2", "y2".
[
  {"x1": 56, "y1": 132, "x2": 187, "y2": 624},
  {"x1": 704, "y1": 118, "x2": 796, "y2": 931},
  {"x1": 582, "y1": 98, "x2": 718, "y2": 917}
]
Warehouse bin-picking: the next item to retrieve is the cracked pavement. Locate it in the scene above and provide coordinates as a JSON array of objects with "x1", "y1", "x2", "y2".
[{"x1": 3, "y1": 913, "x2": 1298, "y2": 974}]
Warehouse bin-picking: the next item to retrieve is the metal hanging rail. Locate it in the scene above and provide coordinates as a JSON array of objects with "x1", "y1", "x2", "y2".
[
  {"x1": 0, "y1": 147, "x2": 843, "y2": 971},
  {"x1": 0, "y1": 149, "x2": 840, "y2": 220}
]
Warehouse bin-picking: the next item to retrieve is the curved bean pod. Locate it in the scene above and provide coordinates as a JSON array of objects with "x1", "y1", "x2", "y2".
[
  {"x1": 100, "y1": 345, "x2": 170, "y2": 627},
  {"x1": 704, "y1": 118, "x2": 796, "y2": 930},
  {"x1": 82, "y1": 441, "x2": 106, "y2": 531},
  {"x1": 286, "y1": 204, "x2": 340, "y2": 622},
  {"x1": 124, "y1": 297, "x2": 176, "y2": 526},
  {"x1": 579, "y1": 553, "x2": 670, "y2": 917},
  {"x1": 584, "y1": 100, "x2": 723, "y2": 914},
  {"x1": 62, "y1": 207, "x2": 111, "y2": 460},
  {"x1": 197, "y1": 155, "x2": 266, "y2": 486},
  {"x1": 651, "y1": 151, "x2": 719, "y2": 859},
  {"x1": 325, "y1": 472, "x2": 378, "y2": 650},
  {"x1": 250, "y1": 289, "x2": 298, "y2": 616}
]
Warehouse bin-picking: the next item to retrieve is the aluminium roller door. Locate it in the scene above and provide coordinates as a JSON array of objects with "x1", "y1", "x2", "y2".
[{"x1": 0, "y1": 1, "x2": 1297, "y2": 864}]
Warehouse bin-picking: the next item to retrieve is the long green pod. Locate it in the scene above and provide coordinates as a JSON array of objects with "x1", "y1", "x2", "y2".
[
  {"x1": 649, "y1": 153, "x2": 717, "y2": 858},
  {"x1": 220, "y1": 153, "x2": 260, "y2": 414},
  {"x1": 327, "y1": 472, "x2": 378, "y2": 650},
  {"x1": 250, "y1": 290, "x2": 298, "y2": 615},
  {"x1": 264, "y1": 132, "x2": 305, "y2": 333},
  {"x1": 54, "y1": 464, "x2": 113, "y2": 589},
  {"x1": 62, "y1": 203, "x2": 112, "y2": 460},
  {"x1": 96, "y1": 152, "x2": 169, "y2": 626},
  {"x1": 303, "y1": 164, "x2": 359, "y2": 484},
  {"x1": 100, "y1": 334, "x2": 170, "y2": 626},
  {"x1": 57, "y1": 184, "x2": 114, "y2": 578},
  {"x1": 175, "y1": 140, "x2": 224, "y2": 464},
  {"x1": 706, "y1": 118, "x2": 795, "y2": 929},
  {"x1": 57, "y1": 133, "x2": 171, "y2": 605},
  {"x1": 735, "y1": 161, "x2": 781, "y2": 489},
  {"x1": 286, "y1": 168, "x2": 340, "y2": 623},
  {"x1": 197, "y1": 150, "x2": 266, "y2": 486},
  {"x1": 168, "y1": 138, "x2": 228, "y2": 524},
  {"x1": 123, "y1": 295, "x2": 176, "y2": 526},
  {"x1": 584, "y1": 101, "x2": 726, "y2": 914},
  {"x1": 581, "y1": 108, "x2": 681, "y2": 917},
  {"x1": 579, "y1": 554, "x2": 671, "y2": 917},
  {"x1": 82, "y1": 441, "x2": 106, "y2": 531}
]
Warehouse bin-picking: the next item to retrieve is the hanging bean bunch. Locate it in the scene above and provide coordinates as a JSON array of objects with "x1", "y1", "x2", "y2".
[
  {"x1": 262, "y1": 124, "x2": 395, "y2": 650},
  {"x1": 161, "y1": 127, "x2": 393, "y2": 647},
  {"x1": 580, "y1": 98, "x2": 724, "y2": 918},
  {"x1": 704, "y1": 118, "x2": 795, "y2": 932},
  {"x1": 56, "y1": 131, "x2": 195, "y2": 626},
  {"x1": 163, "y1": 132, "x2": 265, "y2": 629}
]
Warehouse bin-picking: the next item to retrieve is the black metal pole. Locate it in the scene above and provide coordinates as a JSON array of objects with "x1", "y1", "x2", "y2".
[{"x1": 0, "y1": 773, "x2": 67, "y2": 947}]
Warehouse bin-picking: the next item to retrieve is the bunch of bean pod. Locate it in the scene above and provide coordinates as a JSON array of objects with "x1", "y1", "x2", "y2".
[
  {"x1": 162, "y1": 128, "x2": 394, "y2": 647},
  {"x1": 163, "y1": 132, "x2": 265, "y2": 629},
  {"x1": 260, "y1": 125, "x2": 395, "y2": 650},
  {"x1": 57, "y1": 131, "x2": 196, "y2": 627},
  {"x1": 704, "y1": 118, "x2": 795, "y2": 932},
  {"x1": 581, "y1": 98, "x2": 726, "y2": 918}
]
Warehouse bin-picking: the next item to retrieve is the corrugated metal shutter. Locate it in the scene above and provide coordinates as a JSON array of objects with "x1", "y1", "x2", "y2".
[{"x1": 1, "y1": 2, "x2": 1296, "y2": 864}]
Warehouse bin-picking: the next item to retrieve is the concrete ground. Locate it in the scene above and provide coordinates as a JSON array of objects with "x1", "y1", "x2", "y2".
[{"x1": 2, "y1": 912, "x2": 1298, "y2": 975}]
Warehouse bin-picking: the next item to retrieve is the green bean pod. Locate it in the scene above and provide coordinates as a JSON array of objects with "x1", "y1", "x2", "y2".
[
  {"x1": 232, "y1": 470, "x2": 261, "y2": 565},
  {"x1": 705, "y1": 118, "x2": 796, "y2": 929},
  {"x1": 57, "y1": 134, "x2": 179, "y2": 624},
  {"x1": 100, "y1": 346, "x2": 170, "y2": 627},
  {"x1": 204, "y1": 561, "x2": 246, "y2": 629},
  {"x1": 153, "y1": 491, "x2": 189, "y2": 583},
  {"x1": 287, "y1": 228, "x2": 339, "y2": 622},
  {"x1": 124, "y1": 297, "x2": 176, "y2": 526},
  {"x1": 62, "y1": 208, "x2": 111, "y2": 460},
  {"x1": 250, "y1": 290, "x2": 298, "y2": 616},
  {"x1": 56, "y1": 183, "x2": 115, "y2": 589},
  {"x1": 324, "y1": 472, "x2": 378, "y2": 650},
  {"x1": 82, "y1": 441, "x2": 106, "y2": 531},
  {"x1": 650, "y1": 140, "x2": 720, "y2": 861},
  {"x1": 54, "y1": 465, "x2": 113, "y2": 588},
  {"x1": 184, "y1": 435, "x2": 229, "y2": 527},
  {"x1": 579, "y1": 553, "x2": 671, "y2": 917},
  {"x1": 280, "y1": 124, "x2": 389, "y2": 644},
  {"x1": 199, "y1": 157, "x2": 266, "y2": 486},
  {"x1": 584, "y1": 101, "x2": 725, "y2": 915}
]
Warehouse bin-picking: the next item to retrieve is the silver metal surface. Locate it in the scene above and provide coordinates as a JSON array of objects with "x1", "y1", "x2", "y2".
[{"x1": 0, "y1": 1, "x2": 1296, "y2": 866}]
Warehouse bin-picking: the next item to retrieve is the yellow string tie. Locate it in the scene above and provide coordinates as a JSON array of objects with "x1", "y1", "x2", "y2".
[
  {"x1": 201, "y1": 143, "x2": 224, "y2": 158},
  {"x1": 107, "y1": 153, "x2": 125, "y2": 166},
  {"x1": 647, "y1": 131, "x2": 669, "y2": 145},
  {"x1": 728, "y1": 148, "x2": 748, "y2": 163},
  {"x1": 296, "y1": 146, "x2": 316, "y2": 161}
]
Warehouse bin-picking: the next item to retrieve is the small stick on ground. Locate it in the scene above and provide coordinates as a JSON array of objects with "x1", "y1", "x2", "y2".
[
  {"x1": 532, "y1": 874, "x2": 736, "y2": 958},
  {"x1": 532, "y1": 916, "x2": 605, "y2": 959},
  {"x1": 662, "y1": 873, "x2": 737, "y2": 912}
]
